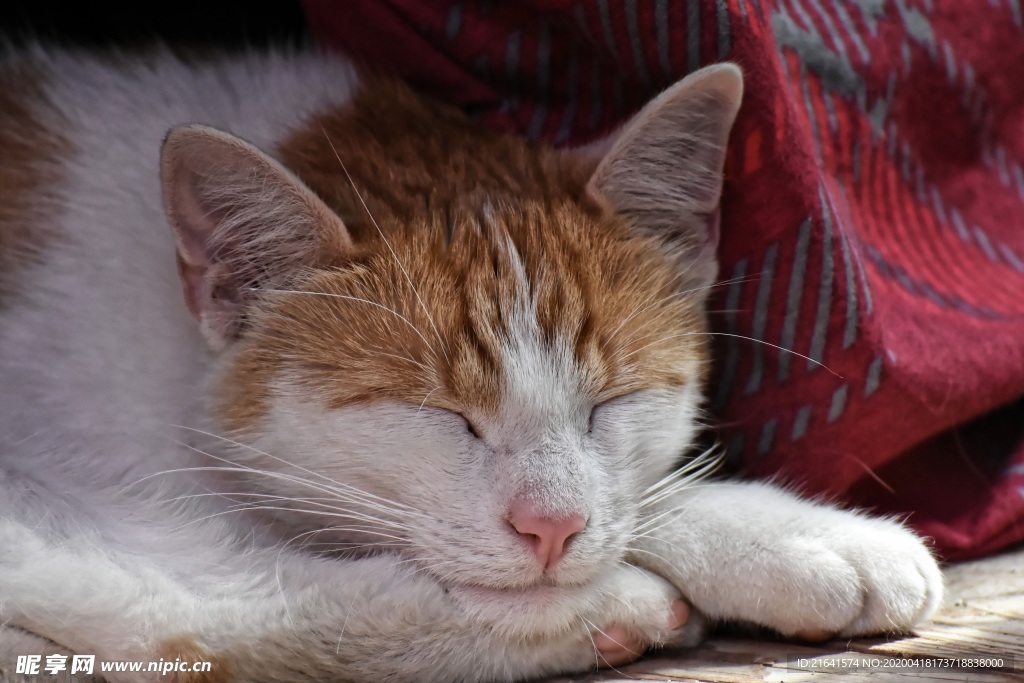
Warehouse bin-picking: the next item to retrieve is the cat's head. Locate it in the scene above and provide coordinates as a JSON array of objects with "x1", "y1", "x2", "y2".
[{"x1": 161, "y1": 63, "x2": 742, "y2": 634}]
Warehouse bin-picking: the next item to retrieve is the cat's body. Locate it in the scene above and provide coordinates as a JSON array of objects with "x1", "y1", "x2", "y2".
[{"x1": 0, "y1": 46, "x2": 942, "y2": 683}]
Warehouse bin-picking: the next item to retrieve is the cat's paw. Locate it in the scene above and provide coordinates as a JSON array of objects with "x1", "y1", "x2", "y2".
[
  {"x1": 586, "y1": 565, "x2": 704, "y2": 666},
  {"x1": 831, "y1": 517, "x2": 943, "y2": 637},
  {"x1": 629, "y1": 482, "x2": 942, "y2": 646},
  {"x1": 760, "y1": 515, "x2": 943, "y2": 639}
]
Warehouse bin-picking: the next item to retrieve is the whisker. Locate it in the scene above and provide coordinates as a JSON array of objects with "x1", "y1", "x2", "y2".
[
  {"x1": 574, "y1": 613, "x2": 601, "y2": 670},
  {"x1": 697, "y1": 332, "x2": 843, "y2": 377},
  {"x1": 137, "y1": 462, "x2": 423, "y2": 528},
  {"x1": 603, "y1": 274, "x2": 752, "y2": 347},
  {"x1": 319, "y1": 125, "x2": 450, "y2": 364},
  {"x1": 260, "y1": 289, "x2": 437, "y2": 356},
  {"x1": 638, "y1": 481, "x2": 719, "y2": 520},
  {"x1": 641, "y1": 446, "x2": 722, "y2": 496},
  {"x1": 640, "y1": 464, "x2": 722, "y2": 509},
  {"x1": 619, "y1": 331, "x2": 843, "y2": 377},
  {"x1": 605, "y1": 295, "x2": 673, "y2": 345},
  {"x1": 676, "y1": 271, "x2": 765, "y2": 297},
  {"x1": 625, "y1": 545, "x2": 683, "y2": 567},
  {"x1": 214, "y1": 498, "x2": 419, "y2": 533},
  {"x1": 166, "y1": 425, "x2": 425, "y2": 515},
  {"x1": 258, "y1": 502, "x2": 416, "y2": 530},
  {"x1": 272, "y1": 523, "x2": 410, "y2": 545},
  {"x1": 630, "y1": 503, "x2": 705, "y2": 540},
  {"x1": 165, "y1": 500, "x2": 406, "y2": 536},
  {"x1": 169, "y1": 492, "x2": 421, "y2": 529},
  {"x1": 578, "y1": 615, "x2": 641, "y2": 672},
  {"x1": 417, "y1": 386, "x2": 441, "y2": 414}
]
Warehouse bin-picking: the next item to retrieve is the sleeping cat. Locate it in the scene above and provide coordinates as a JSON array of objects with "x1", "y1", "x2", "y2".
[{"x1": 0, "y1": 45, "x2": 942, "y2": 683}]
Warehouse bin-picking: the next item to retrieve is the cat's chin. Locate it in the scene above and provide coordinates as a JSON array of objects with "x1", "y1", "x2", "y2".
[{"x1": 447, "y1": 582, "x2": 597, "y2": 638}]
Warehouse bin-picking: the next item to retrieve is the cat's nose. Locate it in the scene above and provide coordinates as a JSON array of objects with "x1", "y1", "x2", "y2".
[{"x1": 507, "y1": 499, "x2": 588, "y2": 571}]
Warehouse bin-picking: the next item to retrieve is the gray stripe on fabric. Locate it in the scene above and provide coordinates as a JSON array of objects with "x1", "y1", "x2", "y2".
[
  {"x1": 822, "y1": 187, "x2": 858, "y2": 349},
  {"x1": 808, "y1": 192, "x2": 836, "y2": 371},
  {"x1": 831, "y1": 0, "x2": 870, "y2": 62},
  {"x1": 598, "y1": 0, "x2": 617, "y2": 52},
  {"x1": 972, "y1": 226, "x2": 999, "y2": 262},
  {"x1": 929, "y1": 186, "x2": 948, "y2": 225},
  {"x1": 999, "y1": 243, "x2": 1024, "y2": 273},
  {"x1": 779, "y1": 217, "x2": 813, "y2": 382},
  {"x1": 865, "y1": 355, "x2": 883, "y2": 396},
  {"x1": 625, "y1": 0, "x2": 652, "y2": 83},
  {"x1": 834, "y1": 184, "x2": 873, "y2": 314},
  {"x1": 714, "y1": 258, "x2": 749, "y2": 409},
  {"x1": 757, "y1": 419, "x2": 778, "y2": 455},
  {"x1": 716, "y1": 0, "x2": 731, "y2": 58},
  {"x1": 505, "y1": 31, "x2": 521, "y2": 77},
  {"x1": 828, "y1": 384, "x2": 848, "y2": 422},
  {"x1": 655, "y1": 0, "x2": 671, "y2": 76},
  {"x1": 791, "y1": 405, "x2": 812, "y2": 440},
  {"x1": 745, "y1": 244, "x2": 779, "y2": 395},
  {"x1": 1010, "y1": 0, "x2": 1022, "y2": 26},
  {"x1": 950, "y1": 208, "x2": 971, "y2": 243},
  {"x1": 445, "y1": 3, "x2": 463, "y2": 40},
  {"x1": 687, "y1": 0, "x2": 701, "y2": 73}
]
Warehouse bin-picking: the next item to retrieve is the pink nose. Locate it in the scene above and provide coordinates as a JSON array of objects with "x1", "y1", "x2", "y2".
[{"x1": 507, "y1": 499, "x2": 588, "y2": 570}]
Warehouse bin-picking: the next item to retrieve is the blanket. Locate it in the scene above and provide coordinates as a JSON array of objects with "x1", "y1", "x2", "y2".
[{"x1": 302, "y1": 0, "x2": 1024, "y2": 561}]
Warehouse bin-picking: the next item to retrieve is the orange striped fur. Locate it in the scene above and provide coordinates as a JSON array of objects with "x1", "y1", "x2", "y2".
[{"x1": 217, "y1": 78, "x2": 710, "y2": 433}]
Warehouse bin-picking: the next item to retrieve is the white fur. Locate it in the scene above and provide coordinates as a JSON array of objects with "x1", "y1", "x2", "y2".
[
  {"x1": 0, "y1": 47, "x2": 942, "y2": 682},
  {"x1": 629, "y1": 481, "x2": 943, "y2": 637}
]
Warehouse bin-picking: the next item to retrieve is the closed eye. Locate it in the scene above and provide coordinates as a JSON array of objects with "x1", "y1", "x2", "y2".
[{"x1": 587, "y1": 391, "x2": 643, "y2": 434}]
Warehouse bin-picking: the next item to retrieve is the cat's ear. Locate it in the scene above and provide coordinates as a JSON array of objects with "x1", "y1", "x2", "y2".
[
  {"x1": 161, "y1": 125, "x2": 352, "y2": 350},
  {"x1": 584, "y1": 63, "x2": 743, "y2": 291}
]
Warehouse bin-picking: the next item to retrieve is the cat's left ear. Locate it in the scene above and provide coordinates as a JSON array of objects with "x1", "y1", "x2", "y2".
[
  {"x1": 583, "y1": 63, "x2": 743, "y2": 290},
  {"x1": 161, "y1": 125, "x2": 352, "y2": 350}
]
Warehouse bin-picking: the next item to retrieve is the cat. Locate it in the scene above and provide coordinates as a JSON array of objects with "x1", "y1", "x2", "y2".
[{"x1": 0, "y1": 44, "x2": 943, "y2": 683}]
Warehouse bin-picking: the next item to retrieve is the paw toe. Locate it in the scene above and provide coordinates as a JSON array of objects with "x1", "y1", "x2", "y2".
[
  {"x1": 838, "y1": 526, "x2": 944, "y2": 637},
  {"x1": 593, "y1": 625, "x2": 646, "y2": 667}
]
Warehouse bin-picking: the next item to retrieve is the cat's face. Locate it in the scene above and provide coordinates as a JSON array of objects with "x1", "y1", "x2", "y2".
[
  {"x1": 216, "y1": 199, "x2": 710, "y2": 626},
  {"x1": 161, "y1": 65, "x2": 741, "y2": 633}
]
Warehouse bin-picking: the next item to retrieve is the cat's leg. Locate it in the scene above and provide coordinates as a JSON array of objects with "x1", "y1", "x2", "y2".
[
  {"x1": 0, "y1": 498, "x2": 690, "y2": 683},
  {"x1": 628, "y1": 480, "x2": 943, "y2": 639},
  {"x1": 219, "y1": 561, "x2": 696, "y2": 682}
]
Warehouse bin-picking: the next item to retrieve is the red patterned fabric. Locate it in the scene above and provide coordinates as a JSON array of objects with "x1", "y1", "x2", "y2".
[{"x1": 302, "y1": 0, "x2": 1024, "y2": 561}]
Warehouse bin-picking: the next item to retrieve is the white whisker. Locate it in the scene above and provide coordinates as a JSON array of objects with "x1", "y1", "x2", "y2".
[
  {"x1": 319, "y1": 125, "x2": 450, "y2": 364},
  {"x1": 618, "y1": 331, "x2": 842, "y2": 377},
  {"x1": 261, "y1": 289, "x2": 438, "y2": 356},
  {"x1": 417, "y1": 386, "x2": 441, "y2": 414},
  {"x1": 166, "y1": 425, "x2": 425, "y2": 514}
]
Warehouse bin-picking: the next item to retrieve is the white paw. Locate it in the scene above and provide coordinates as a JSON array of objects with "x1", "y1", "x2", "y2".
[
  {"x1": 583, "y1": 564, "x2": 704, "y2": 666},
  {"x1": 755, "y1": 515, "x2": 943, "y2": 638},
  {"x1": 628, "y1": 482, "x2": 943, "y2": 644},
  {"x1": 831, "y1": 517, "x2": 944, "y2": 637},
  {"x1": 464, "y1": 566, "x2": 700, "y2": 677}
]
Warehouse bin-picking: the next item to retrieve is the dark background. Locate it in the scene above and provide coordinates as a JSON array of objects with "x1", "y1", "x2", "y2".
[{"x1": 0, "y1": 2, "x2": 309, "y2": 47}]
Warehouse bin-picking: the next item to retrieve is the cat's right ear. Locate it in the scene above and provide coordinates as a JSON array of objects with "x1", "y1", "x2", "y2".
[
  {"x1": 581, "y1": 64, "x2": 743, "y2": 293},
  {"x1": 161, "y1": 125, "x2": 352, "y2": 350}
]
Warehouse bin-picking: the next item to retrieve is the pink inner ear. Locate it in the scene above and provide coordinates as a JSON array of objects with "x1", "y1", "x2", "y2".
[
  {"x1": 175, "y1": 252, "x2": 208, "y2": 322},
  {"x1": 162, "y1": 125, "x2": 356, "y2": 348},
  {"x1": 168, "y1": 166, "x2": 226, "y2": 325},
  {"x1": 170, "y1": 170, "x2": 219, "y2": 267}
]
